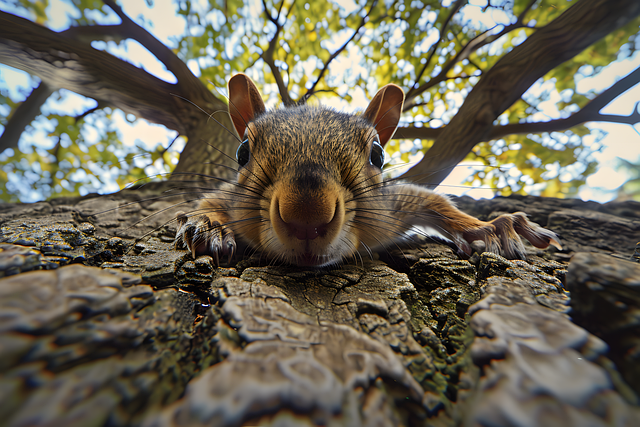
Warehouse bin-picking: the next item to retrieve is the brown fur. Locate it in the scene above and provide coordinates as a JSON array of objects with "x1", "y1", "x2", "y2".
[{"x1": 175, "y1": 74, "x2": 560, "y2": 267}]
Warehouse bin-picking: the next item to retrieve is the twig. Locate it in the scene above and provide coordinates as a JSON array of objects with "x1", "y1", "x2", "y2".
[
  {"x1": 261, "y1": 0, "x2": 295, "y2": 105},
  {"x1": 407, "y1": 0, "x2": 466, "y2": 99},
  {"x1": 74, "y1": 101, "x2": 108, "y2": 124},
  {"x1": 405, "y1": 1, "x2": 538, "y2": 109},
  {"x1": 303, "y1": 0, "x2": 377, "y2": 99}
]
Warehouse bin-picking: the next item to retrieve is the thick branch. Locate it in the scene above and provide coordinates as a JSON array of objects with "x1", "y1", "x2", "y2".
[
  {"x1": 59, "y1": 24, "x2": 127, "y2": 44},
  {"x1": 100, "y1": 0, "x2": 204, "y2": 95},
  {"x1": 0, "y1": 11, "x2": 188, "y2": 133},
  {"x1": 396, "y1": 66, "x2": 640, "y2": 141},
  {"x1": 55, "y1": 3, "x2": 201, "y2": 99},
  {"x1": 393, "y1": 126, "x2": 440, "y2": 140},
  {"x1": 399, "y1": 0, "x2": 640, "y2": 187},
  {"x1": 0, "y1": 81, "x2": 53, "y2": 152},
  {"x1": 0, "y1": 11, "x2": 236, "y2": 182}
]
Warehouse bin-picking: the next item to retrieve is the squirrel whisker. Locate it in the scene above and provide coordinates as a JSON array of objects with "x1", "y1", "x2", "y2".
[{"x1": 168, "y1": 74, "x2": 559, "y2": 266}]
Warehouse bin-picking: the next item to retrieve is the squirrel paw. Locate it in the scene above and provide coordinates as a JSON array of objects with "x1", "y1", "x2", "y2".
[
  {"x1": 174, "y1": 212, "x2": 236, "y2": 266},
  {"x1": 461, "y1": 212, "x2": 561, "y2": 260}
]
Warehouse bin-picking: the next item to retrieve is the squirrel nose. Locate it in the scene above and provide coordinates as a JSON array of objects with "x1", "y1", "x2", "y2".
[
  {"x1": 277, "y1": 194, "x2": 336, "y2": 240},
  {"x1": 285, "y1": 220, "x2": 327, "y2": 240}
]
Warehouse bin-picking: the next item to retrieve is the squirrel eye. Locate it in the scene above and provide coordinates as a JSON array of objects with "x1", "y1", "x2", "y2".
[
  {"x1": 370, "y1": 136, "x2": 385, "y2": 169},
  {"x1": 236, "y1": 139, "x2": 250, "y2": 167}
]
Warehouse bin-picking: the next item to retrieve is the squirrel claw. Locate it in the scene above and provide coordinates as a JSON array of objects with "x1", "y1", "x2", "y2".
[
  {"x1": 461, "y1": 212, "x2": 559, "y2": 260},
  {"x1": 223, "y1": 233, "x2": 236, "y2": 264},
  {"x1": 174, "y1": 213, "x2": 236, "y2": 266}
]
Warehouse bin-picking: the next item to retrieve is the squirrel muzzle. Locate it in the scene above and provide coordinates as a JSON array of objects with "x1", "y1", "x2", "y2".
[{"x1": 270, "y1": 180, "x2": 346, "y2": 261}]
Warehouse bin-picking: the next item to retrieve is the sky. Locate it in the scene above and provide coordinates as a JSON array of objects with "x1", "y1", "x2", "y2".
[{"x1": 0, "y1": 0, "x2": 639, "y2": 202}]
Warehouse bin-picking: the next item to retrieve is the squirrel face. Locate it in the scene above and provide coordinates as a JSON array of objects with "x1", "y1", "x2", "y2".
[
  {"x1": 228, "y1": 75, "x2": 403, "y2": 267},
  {"x1": 236, "y1": 106, "x2": 384, "y2": 266},
  {"x1": 174, "y1": 74, "x2": 560, "y2": 267}
]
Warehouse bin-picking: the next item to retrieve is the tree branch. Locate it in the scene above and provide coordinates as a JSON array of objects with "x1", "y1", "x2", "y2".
[
  {"x1": 100, "y1": 0, "x2": 206, "y2": 96},
  {"x1": 488, "y1": 65, "x2": 640, "y2": 138},
  {"x1": 397, "y1": 66, "x2": 640, "y2": 140},
  {"x1": 58, "y1": 2, "x2": 200, "y2": 95},
  {"x1": 407, "y1": 0, "x2": 465, "y2": 100},
  {"x1": 261, "y1": 0, "x2": 294, "y2": 106},
  {"x1": 404, "y1": 1, "x2": 536, "y2": 110},
  {"x1": 0, "y1": 11, "x2": 192, "y2": 134},
  {"x1": 393, "y1": 125, "x2": 441, "y2": 140},
  {"x1": 403, "y1": 21, "x2": 532, "y2": 110},
  {"x1": 0, "y1": 81, "x2": 53, "y2": 152},
  {"x1": 59, "y1": 24, "x2": 126, "y2": 44},
  {"x1": 74, "y1": 101, "x2": 108, "y2": 124},
  {"x1": 0, "y1": 10, "x2": 237, "y2": 183},
  {"x1": 467, "y1": 0, "x2": 538, "y2": 53},
  {"x1": 303, "y1": 0, "x2": 376, "y2": 99},
  {"x1": 397, "y1": 104, "x2": 640, "y2": 142},
  {"x1": 398, "y1": 0, "x2": 640, "y2": 187}
]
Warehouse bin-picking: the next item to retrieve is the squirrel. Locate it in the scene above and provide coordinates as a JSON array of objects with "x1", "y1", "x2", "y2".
[{"x1": 174, "y1": 73, "x2": 561, "y2": 267}]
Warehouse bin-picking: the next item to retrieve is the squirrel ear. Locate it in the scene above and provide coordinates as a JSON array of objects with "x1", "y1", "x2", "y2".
[
  {"x1": 228, "y1": 74, "x2": 267, "y2": 138},
  {"x1": 363, "y1": 84, "x2": 404, "y2": 147}
]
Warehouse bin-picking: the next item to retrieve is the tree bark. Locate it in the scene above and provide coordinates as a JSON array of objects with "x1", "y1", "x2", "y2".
[
  {"x1": 0, "y1": 193, "x2": 639, "y2": 425},
  {"x1": 399, "y1": 0, "x2": 640, "y2": 187}
]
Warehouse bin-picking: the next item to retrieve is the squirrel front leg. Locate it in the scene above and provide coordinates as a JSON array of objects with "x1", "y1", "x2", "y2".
[
  {"x1": 174, "y1": 195, "x2": 236, "y2": 265},
  {"x1": 375, "y1": 183, "x2": 560, "y2": 259}
]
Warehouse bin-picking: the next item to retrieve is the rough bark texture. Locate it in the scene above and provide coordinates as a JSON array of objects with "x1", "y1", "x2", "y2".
[{"x1": 1, "y1": 191, "x2": 639, "y2": 426}]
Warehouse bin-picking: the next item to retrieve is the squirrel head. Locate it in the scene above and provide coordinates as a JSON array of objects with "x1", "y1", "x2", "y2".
[{"x1": 226, "y1": 74, "x2": 404, "y2": 267}]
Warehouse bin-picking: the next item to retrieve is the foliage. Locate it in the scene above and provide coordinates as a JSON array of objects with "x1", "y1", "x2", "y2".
[
  {"x1": 616, "y1": 157, "x2": 640, "y2": 200},
  {"x1": 465, "y1": 127, "x2": 601, "y2": 198},
  {"x1": 0, "y1": 99, "x2": 179, "y2": 202},
  {"x1": 0, "y1": 0, "x2": 639, "y2": 202}
]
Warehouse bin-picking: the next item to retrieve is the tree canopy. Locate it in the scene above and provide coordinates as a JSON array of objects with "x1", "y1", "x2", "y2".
[{"x1": 0, "y1": 0, "x2": 639, "y2": 203}]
